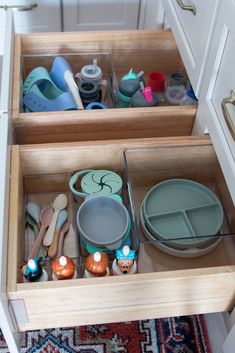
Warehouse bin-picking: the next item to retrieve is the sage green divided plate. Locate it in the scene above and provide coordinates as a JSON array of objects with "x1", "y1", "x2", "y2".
[
  {"x1": 142, "y1": 179, "x2": 224, "y2": 249},
  {"x1": 140, "y1": 205, "x2": 222, "y2": 258}
]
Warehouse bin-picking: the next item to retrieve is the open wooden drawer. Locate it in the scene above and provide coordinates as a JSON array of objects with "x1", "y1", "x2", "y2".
[
  {"x1": 7, "y1": 136, "x2": 235, "y2": 332},
  {"x1": 7, "y1": 24, "x2": 196, "y2": 144}
]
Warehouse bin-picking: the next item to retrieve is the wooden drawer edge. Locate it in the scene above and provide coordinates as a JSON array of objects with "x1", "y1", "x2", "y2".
[
  {"x1": 13, "y1": 297, "x2": 235, "y2": 332},
  {"x1": 8, "y1": 266, "x2": 235, "y2": 331},
  {"x1": 13, "y1": 106, "x2": 196, "y2": 144}
]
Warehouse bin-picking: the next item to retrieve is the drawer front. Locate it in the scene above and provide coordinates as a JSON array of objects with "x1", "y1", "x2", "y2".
[
  {"x1": 7, "y1": 137, "x2": 235, "y2": 331},
  {"x1": 195, "y1": 0, "x2": 235, "y2": 204},
  {"x1": 163, "y1": 0, "x2": 219, "y2": 95}
]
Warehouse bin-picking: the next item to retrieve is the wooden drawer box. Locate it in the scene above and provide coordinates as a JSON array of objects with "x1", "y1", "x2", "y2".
[
  {"x1": 8, "y1": 136, "x2": 235, "y2": 332},
  {"x1": 11, "y1": 30, "x2": 196, "y2": 144}
]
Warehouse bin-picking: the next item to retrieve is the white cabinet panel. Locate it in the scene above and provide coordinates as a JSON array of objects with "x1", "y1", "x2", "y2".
[
  {"x1": 194, "y1": 0, "x2": 235, "y2": 204},
  {"x1": 0, "y1": 0, "x2": 61, "y2": 53},
  {"x1": 163, "y1": 0, "x2": 219, "y2": 96},
  {"x1": 63, "y1": 0, "x2": 140, "y2": 31}
]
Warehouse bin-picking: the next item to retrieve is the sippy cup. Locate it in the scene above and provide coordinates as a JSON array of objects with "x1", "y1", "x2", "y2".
[
  {"x1": 130, "y1": 82, "x2": 158, "y2": 108},
  {"x1": 76, "y1": 59, "x2": 109, "y2": 104},
  {"x1": 118, "y1": 68, "x2": 144, "y2": 108}
]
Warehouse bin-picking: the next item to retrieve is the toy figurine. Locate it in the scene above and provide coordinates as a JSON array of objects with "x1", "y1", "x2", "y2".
[
  {"x1": 84, "y1": 252, "x2": 109, "y2": 278},
  {"x1": 21, "y1": 257, "x2": 48, "y2": 282},
  {"x1": 51, "y1": 255, "x2": 77, "y2": 280},
  {"x1": 112, "y1": 245, "x2": 137, "y2": 275}
]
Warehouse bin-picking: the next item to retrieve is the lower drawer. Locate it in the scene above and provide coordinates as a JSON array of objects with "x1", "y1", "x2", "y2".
[{"x1": 7, "y1": 136, "x2": 235, "y2": 331}]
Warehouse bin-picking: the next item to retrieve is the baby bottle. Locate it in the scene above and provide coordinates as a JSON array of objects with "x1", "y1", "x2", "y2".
[
  {"x1": 84, "y1": 252, "x2": 110, "y2": 278},
  {"x1": 22, "y1": 257, "x2": 48, "y2": 282},
  {"x1": 118, "y1": 69, "x2": 144, "y2": 108},
  {"x1": 51, "y1": 255, "x2": 77, "y2": 280},
  {"x1": 112, "y1": 246, "x2": 137, "y2": 275}
]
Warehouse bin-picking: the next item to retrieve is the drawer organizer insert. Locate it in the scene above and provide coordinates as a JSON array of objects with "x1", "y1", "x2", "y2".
[
  {"x1": 7, "y1": 137, "x2": 235, "y2": 331},
  {"x1": 12, "y1": 30, "x2": 196, "y2": 144}
]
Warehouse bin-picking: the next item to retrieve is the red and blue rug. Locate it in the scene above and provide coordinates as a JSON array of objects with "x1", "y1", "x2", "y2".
[{"x1": 0, "y1": 315, "x2": 211, "y2": 353}]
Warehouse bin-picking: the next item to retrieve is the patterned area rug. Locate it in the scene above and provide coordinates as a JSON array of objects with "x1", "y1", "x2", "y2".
[{"x1": 0, "y1": 315, "x2": 211, "y2": 353}]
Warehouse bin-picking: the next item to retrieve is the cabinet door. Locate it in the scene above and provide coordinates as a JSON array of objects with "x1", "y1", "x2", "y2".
[
  {"x1": 0, "y1": 10, "x2": 21, "y2": 352},
  {"x1": 162, "y1": 0, "x2": 219, "y2": 96},
  {"x1": 0, "y1": 0, "x2": 61, "y2": 53},
  {"x1": 194, "y1": 0, "x2": 235, "y2": 204},
  {"x1": 63, "y1": 0, "x2": 140, "y2": 31}
]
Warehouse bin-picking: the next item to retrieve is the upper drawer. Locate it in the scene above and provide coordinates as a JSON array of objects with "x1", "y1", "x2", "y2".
[
  {"x1": 162, "y1": 0, "x2": 219, "y2": 95},
  {"x1": 1, "y1": 12, "x2": 197, "y2": 144}
]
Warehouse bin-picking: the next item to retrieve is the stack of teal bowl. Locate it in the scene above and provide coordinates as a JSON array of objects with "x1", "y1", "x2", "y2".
[
  {"x1": 77, "y1": 195, "x2": 132, "y2": 254},
  {"x1": 140, "y1": 179, "x2": 224, "y2": 258}
]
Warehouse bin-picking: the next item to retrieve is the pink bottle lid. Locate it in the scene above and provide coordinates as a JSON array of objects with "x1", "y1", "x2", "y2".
[{"x1": 142, "y1": 86, "x2": 154, "y2": 103}]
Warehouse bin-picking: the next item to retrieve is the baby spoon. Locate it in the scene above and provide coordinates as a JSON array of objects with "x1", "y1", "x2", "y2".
[
  {"x1": 43, "y1": 194, "x2": 67, "y2": 247},
  {"x1": 26, "y1": 214, "x2": 46, "y2": 259},
  {"x1": 56, "y1": 221, "x2": 70, "y2": 258},
  {"x1": 27, "y1": 206, "x2": 54, "y2": 260},
  {"x1": 48, "y1": 210, "x2": 68, "y2": 259},
  {"x1": 26, "y1": 202, "x2": 41, "y2": 227}
]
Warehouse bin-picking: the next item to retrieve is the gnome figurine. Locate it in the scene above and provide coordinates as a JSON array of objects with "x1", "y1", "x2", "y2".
[{"x1": 112, "y1": 245, "x2": 137, "y2": 275}]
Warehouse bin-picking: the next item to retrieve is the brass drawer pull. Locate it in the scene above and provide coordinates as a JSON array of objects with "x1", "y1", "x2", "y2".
[
  {"x1": 176, "y1": 0, "x2": 197, "y2": 15},
  {"x1": 0, "y1": 3, "x2": 37, "y2": 11},
  {"x1": 221, "y1": 90, "x2": 235, "y2": 141}
]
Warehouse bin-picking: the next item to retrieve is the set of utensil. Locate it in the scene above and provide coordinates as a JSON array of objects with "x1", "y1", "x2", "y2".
[{"x1": 26, "y1": 193, "x2": 70, "y2": 261}]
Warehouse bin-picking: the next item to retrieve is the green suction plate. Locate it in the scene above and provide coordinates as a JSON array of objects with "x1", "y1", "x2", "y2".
[{"x1": 142, "y1": 179, "x2": 224, "y2": 249}]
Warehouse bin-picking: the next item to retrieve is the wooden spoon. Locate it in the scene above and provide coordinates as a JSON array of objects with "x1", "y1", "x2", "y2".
[
  {"x1": 43, "y1": 194, "x2": 67, "y2": 247},
  {"x1": 27, "y1": 206, "x2": 54, "y2": 260},
  {"x1": 48, "y1": 210, "x2": 68, "y2": 259},
  {"x1": 56, "y1": 222, "x2": 70, "y2": 258}
]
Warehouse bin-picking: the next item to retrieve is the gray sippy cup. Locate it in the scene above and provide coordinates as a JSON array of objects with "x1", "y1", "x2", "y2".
[{"x1": 118, "y1": 69, "x2": 144, "y2": 108}]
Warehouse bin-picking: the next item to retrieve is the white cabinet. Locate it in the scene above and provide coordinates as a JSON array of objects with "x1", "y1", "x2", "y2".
[
  {"x1": 194, "y1": 0, "x2": 235, "y2": 205},
  {"x1": 0, "y1": 0, "x2": 61, "y2": 54},
  {"x1": 162, "y1": 0, "x2": 219, "y2": 96},
  {"x1": 62, "y1": 0, "x2": 140, "y2": 31}
]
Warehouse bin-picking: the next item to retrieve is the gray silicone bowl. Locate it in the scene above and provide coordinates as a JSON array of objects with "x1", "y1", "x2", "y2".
[{"x1": 77, "y1": 195, "x2": 129, "y2": 250}]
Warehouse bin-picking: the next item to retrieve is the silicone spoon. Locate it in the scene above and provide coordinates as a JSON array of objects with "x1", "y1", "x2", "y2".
[
  {"x1": 48, "y1": 210, "x2": 68, "y2": 258},
  {"x1": 43, "y1": 194, "x2": 67, "y2": 247},
  {"x1": 26, "y1": 214, "x2": 46, "y2": 259},
  {"x1": 27, "y1": 206, "x2": 54, "y2": 260},
  {"x1": 50, "y1": 56, "x2": 84, "y2": 110},
  {"x1": 56, "y1": 221, "x2": 70, "y2": 258},
  {"x1": 26, "y1": 202, "x2": 41, "y2": 227}
]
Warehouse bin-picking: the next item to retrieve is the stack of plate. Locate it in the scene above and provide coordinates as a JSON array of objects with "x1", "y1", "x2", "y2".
[{"x1": 140, "y1": 179, "x2": 224, "y2": 258}]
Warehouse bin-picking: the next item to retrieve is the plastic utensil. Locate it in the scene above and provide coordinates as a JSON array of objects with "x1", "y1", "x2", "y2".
[
  {"x1": 43, "y1": 194, "x2": 68, "y2": 247},
  {"x1": 50, "y1": 56, "x2": 84, "y2": 110},
  {"x1": 27, "y1": 206, "x2": 54, "y2": 260},
  {"x1": 48, "y1": 210, "x2": 68, "y2": 258},
  {"x1": 56, "y1": 221, "x2": 70, "y2": 258}
]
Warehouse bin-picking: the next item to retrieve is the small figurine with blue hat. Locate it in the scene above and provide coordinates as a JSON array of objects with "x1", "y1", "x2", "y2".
[
  {"x1": 21, "y1": 257, "x2": 48, "y2": 282},
  {"x1": 112, "y1": 245, "x2": 137, "y2": 275}
]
